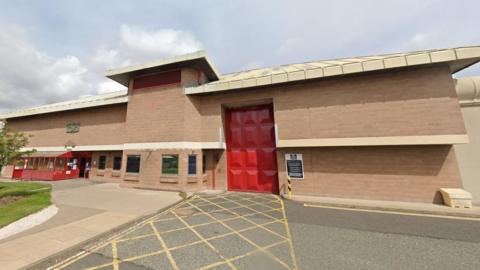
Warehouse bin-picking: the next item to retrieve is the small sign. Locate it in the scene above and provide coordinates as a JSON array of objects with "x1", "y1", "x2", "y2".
[
  {"x1": 66, "y1": 123, "x2": 80, "y2": 133},
  {"x1": 285, "y1": 153, "x2": 304, "y2": 179}
]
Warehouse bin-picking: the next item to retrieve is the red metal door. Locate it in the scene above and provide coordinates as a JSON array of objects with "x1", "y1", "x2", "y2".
[{"x1": 225, "y1": 105, "x2": 279, "y2": 193}]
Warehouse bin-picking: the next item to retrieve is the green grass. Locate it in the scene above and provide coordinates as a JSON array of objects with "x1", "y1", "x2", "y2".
[{"x1": 0, "y1": 182, "x2": 52, "y2": 228}]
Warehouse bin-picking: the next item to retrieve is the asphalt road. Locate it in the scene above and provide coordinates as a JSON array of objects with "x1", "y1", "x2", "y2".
[
  {"x1": 48, "y1": 193, "x2": 297, "y2": 270},
  {"x1": 285, "y1": 200, "x2": 480, "y2": 270},
  {"x1": 29, "y1": 192, "x2": 480, "y2": 270}
]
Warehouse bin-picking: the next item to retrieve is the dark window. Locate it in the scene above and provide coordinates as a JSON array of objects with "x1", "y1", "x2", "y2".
[
  {"x1": 113, "y1": 156, "x2": 122, "y2": 171},
  {"x1": 162, "y1": 155, "x2": 178, "y2": 175},
  {"x1": 126, "y1": 155, "x2": 141, "y2": 173},
  {"x1": 188, "y1": 155, "x2": 196, "y2": 175},
  {"x1": 98, "y1": 156, "x2": 106, "y2": 170},
  {"x1": 202, "y1": 154, "x2": 206, "y2": 174}
]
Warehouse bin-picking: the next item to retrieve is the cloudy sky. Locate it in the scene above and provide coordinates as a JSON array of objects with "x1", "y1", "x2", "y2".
[{"x1": 0, "y1": 0, "x2": 479, "y2": 112}]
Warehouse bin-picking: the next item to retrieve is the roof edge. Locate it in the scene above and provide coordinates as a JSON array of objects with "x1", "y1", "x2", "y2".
[
  {"x1": 0, "y1": 91, "x2": 128, "y2": 120},
  {"x1": 106, "y1": 50, "x2": 220, "y2": 86},
  {"x1": 185, "y1": 46, "x2": 480, "y2": 95}
]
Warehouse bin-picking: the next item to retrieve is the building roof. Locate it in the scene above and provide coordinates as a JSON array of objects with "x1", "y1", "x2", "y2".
[
  {"x1": 2, "y1": 46, "x2": 480, "y2": 119},
  {"x1": 185, "y1": 46, "x2": 480, "y2": 94},
  {"x1": 106, "y1": 50, "x2": 220, "y2": 86},
  {"x1": 456, "y1": 76, "x2": 480, "y2": 106},
  {"x1": 0, "y1": 90, "x2": 128, "y2": 120}
]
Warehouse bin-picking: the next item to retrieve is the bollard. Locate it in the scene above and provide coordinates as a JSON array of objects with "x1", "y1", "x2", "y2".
[{"x1": 287, "y1": 175, "x2": 292, "y2": 199}]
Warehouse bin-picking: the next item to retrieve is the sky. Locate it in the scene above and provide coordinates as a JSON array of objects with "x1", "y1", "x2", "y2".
[{"x1": 0, "y1": 0, "x2": 479, "y2": 112}]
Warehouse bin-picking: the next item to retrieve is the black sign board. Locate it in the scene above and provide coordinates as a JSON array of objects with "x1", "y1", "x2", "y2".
[{"x1": 285, "y1": 153, "x2": 304, "y2": 179}]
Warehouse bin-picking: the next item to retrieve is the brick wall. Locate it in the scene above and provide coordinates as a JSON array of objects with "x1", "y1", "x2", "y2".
[
  {"x1": 199, "y1": 66, "x2": 465, "y2": 142},
  {"x1": 120, "y1": 149, "x2": 206, "y2": 192},
  {"x1": 90, "y1": 151, "x2": 123, "y2": 182},
  {"x1": 7, "y1": 104, "x2": 126, "y2": 147},
  {"x1": 276, "y1": 145, "x2": 462, "y2": 203}
]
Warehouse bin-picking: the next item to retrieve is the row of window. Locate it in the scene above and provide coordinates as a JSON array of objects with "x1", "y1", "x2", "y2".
[
  {"x1": 125, "y1": 154, "x2": 204, "y2": 175},
  {"x1": 97, "y1": 155, "x2": 122, "y2": 171}
]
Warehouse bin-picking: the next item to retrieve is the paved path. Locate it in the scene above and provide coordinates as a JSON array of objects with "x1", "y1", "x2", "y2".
[
  {"x1": 50, "y1": 193, "x2": 297, "y2": 270},
  {"x1": 285, "y1": 200, "x2": 480, "y2": 270},
  {"x1": 0, "y1": 179, "x2": 182, "y2": 270}
]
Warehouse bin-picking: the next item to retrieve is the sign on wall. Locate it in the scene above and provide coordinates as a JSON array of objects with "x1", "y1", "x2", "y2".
[
  {"x1": 66, "y1": 123, "x2": 80, "y2": 133},
  {"x1": 285, "y1": 153, "x2": 304, "y2": 179}
]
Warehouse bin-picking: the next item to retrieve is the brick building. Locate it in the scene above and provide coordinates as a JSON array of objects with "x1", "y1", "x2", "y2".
[{"x1": 1, "y1": 46, "x2": 480, "y2": 203}]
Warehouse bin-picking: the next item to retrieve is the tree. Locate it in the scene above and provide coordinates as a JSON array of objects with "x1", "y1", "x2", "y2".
[{"x1": 0, "y1": 121, "x2": 33, "y2": 173}]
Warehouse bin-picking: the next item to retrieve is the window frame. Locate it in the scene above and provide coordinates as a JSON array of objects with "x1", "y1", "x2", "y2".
[
  {"x1": 112, "y1": 156, "x2": 122, "y2": 171},
  {"x1": 188, "y1": 154, "x2": 197, "y2": 176},
  {"x1": 98, "y1": 155, "x2": 107, "y2": 170},
  {"x1": 162, "y1": 154, "x2": 179, "y2": 175},
  {"x1": 126, "y1": 155, "x2": 141, "y2": 174}
]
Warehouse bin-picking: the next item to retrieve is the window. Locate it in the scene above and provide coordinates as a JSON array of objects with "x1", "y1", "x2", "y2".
[
  {"x1": 55, "y1": 158, "x2": 65, "y2": 171},
  {"x1": 47, "y1": 158, "x2": 54, "y2": 170},
  {"x1": 113, "y1": 156, "x2": 122, "y2": 171},
  {"x1": 126, "y1": 155, "x2": 141, "y2": 173},
  {"x1": 188, "y1": 155, "x2": 196, "y2": 175},
  {"x1": 27, "y1": 158, "x2": 34, "y2": 169},
  {"x1": 162, "y1": 155, "x2": 178, "y2": 175},
  {"x1": 98, "y1": 155, "x2": 106, "y2": 170}
]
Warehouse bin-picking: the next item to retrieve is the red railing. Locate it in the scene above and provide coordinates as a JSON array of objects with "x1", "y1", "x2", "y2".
[{"x1": 12, "y1": 169, "x2": 80, "y2": 181}]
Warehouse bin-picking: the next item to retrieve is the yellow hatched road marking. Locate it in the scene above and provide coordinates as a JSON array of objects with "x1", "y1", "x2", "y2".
[
  {"x1": 86, "y1": 219, "x2": 284, "y2": 270},
  {"x1": 193, "y1": 197, "x2": 291, "y2": 269},
  {"x1": 172, "y1": 210, "x2": 238, "y2": 270},
  {"x1": 150, "y1": 221, "x2": 180, "y2": 270},
  {"x1": 221, "y1": 197, "x2": 284, "y2": 219},
  {"x1": 281, "y1": 199, "x2": 299, "y2": 270},
  {"x1": 111, "y1": 240, "x2": 119, "y2": 270},
  {"x1": 53, "y1": 193, "x2": 298, "y2": 270},
  {"x1": 197, "y1": 197, "x2": 288, "y2": 241},
  {"x1": 199, "y1": 240, "x2": 288, "y2": 270}
]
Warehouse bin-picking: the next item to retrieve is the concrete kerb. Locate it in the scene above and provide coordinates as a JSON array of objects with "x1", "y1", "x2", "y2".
[
  {"x1": 283, "y1": 194, "x2": 480, "y2": 220},
  {"x1": 22, "y1": 192, "x2": 191, "y2": 270}
]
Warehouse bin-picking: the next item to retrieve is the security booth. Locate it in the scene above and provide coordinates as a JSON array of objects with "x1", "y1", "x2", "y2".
[{"x1": 12, "y1": 151, "x2": 92, "y2": 181}]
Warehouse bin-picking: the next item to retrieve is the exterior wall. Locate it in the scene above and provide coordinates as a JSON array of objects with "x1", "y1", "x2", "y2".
[
  {"x1": 120, "y1": 149, "x2": 206, "y2": 192},
  {"x1": 277, "y1": 145, "x2": 462, "y2": 203},
  {"x1": 199, "y1": 66, "x2": 465, "y2": 142},
  {"x1": 90, "y1": 151, "x2": 123, "y2": 182},
  {"x1": 2, "y1": 64, "x2": 467, "y2": 201},
  {"x1": 454, "y1": 106, "x2": 480, "y2": 205},
  {"x1": 7, "y1": 104, "x2": 127, "y2": 147},
  {"x1": 123, "y1": 69, "x2": 203, "y2": 143}
]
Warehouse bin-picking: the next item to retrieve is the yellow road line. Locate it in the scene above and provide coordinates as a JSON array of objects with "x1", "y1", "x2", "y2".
[
  {"x1": 172, "y1": 210, "x2": 237, "y2": 270},
  {"x1": 221, "y1": 196, "x2": 283, "y2": 221},
  {"x1": 199, "y1": 240, "x2": 288, "y2": 270},
  {"x1": 204, "y1": 197, "x2": 288, "y2": 240},
  {"x1": 54, "y1": 194, "x2": 296, "y2": 270},
  {"x1": 193, "y1": 197, "x2": 291, "y2": 269},
  {"x1": 303, "y1": 203, "x2": 480, "y2": 221},
  {"x1": 111, "y1": 240, "x2": 119, "y2": 270},
  {"x1": 89, "y1": 219, "x2": 285, "y2": 269},
  {"x1": 281, "y1": 199, "x2": 299, "y2": 270},
  {"x1": 150, "y1": 221, "x2": 180, "y2": 270},
  {"x1": 190, "y1": 198, "x2": 285, "y2": 239}
]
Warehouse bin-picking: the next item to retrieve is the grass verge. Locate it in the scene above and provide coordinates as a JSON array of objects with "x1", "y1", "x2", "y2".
[{"x1": 0, "y1": 181, "x2": 52, "y2": 228}]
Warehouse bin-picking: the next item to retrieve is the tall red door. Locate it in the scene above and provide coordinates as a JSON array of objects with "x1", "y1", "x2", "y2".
[{"x1": 225, "y1": 105, "x2": 279, "y2": 193}]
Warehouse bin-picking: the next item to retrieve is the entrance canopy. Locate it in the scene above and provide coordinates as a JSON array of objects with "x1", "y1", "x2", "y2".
[{"x1": 26, "y1": 151, "x2": 73, "y2": 158}]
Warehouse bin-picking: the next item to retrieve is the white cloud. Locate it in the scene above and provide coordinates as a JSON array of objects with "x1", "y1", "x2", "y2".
[
  {"x1": 0, "y1": 24, "x2": 204, "y2": 112},
  {"x1": 0, "y1": 26, "x2": 92, "y2": 112},
  {"x1": 119, "y1": 25, "x2": 203, "y2": 58}
]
